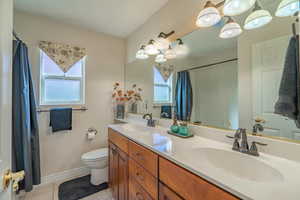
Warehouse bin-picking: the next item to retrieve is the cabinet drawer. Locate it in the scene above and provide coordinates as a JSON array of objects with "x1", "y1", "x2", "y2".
[
  {"x1": 159, "y1": 182, "x2": 183, "y2": 200},
  {"x1": 108, "y1": 128, "x2": 128, "y2": 153},
  {"x1": 129, "y1": 158, "x2": 158, "y2": 199},
  {"x1": 159, "y1": 157, "x2": 239, "y2": 200},
  {"x1": 129, "y1": 140, "x2": 158, "y2": 177},
  {"x1": 129, "y1": 176, "x2": 154, "y2": 200}
]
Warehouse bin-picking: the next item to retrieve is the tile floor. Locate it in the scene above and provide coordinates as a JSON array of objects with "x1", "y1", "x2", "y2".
[{"x1": 19, "y1": 177, "x2": 113, "y2": 200}]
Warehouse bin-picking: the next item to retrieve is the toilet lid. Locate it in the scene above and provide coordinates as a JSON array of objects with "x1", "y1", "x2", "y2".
[{"x1": 82, "y1": 148, "x2": 108, "y2": 160}]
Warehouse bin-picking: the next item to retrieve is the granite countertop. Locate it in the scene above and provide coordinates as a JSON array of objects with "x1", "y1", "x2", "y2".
[{"x1": 108, "y1": 123, "x2": 300, "y2": 200}]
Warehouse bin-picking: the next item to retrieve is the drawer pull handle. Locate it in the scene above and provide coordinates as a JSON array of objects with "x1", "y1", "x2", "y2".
[
  {"x1": 136, "y1": 172, "x2": 144, "y2": 181},
  {"x1": 136, "y1": 192, "x2": 144, "y2": 200},
  {"x1": 134, "y1": 152, "x2": 144, "y2": 160}
]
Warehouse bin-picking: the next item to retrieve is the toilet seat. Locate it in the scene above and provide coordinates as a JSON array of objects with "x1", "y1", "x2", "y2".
[{"x1": 81, "y1": 148, "x2": 108, "y2": 161}]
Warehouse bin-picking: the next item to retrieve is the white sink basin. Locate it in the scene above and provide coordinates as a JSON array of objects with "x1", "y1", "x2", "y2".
[{"x1": 196, "y1": 148, "x2": 284, "y2": 182}]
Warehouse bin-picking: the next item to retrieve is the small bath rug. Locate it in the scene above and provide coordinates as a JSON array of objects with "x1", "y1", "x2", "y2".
[{"x1": 58, "y1": 175, "x2": 108, "y2": 200}]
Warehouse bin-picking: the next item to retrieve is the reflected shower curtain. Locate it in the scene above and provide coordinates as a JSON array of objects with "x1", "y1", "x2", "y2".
[
  {"x1": 12, "y1": 39, "x2": 41, "y2": 192},
  {"x1": 175, "y1": 71, "x2": 193, "y2": 121}
]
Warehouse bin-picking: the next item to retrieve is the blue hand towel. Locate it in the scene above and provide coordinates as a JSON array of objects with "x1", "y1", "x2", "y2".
[
  {"x1": 161, "y1": 105, "x2": 172, "y2": 119},
  {"x1": 49, "y1": 108, "x2": 72, "y2": 132}
]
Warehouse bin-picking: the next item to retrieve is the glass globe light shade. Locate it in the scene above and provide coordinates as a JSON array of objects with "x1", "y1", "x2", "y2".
[
  {"x1": 136, "y1": 47, "x2": 149, "y2": 59},
  {"x1": 244, "y1": 10, "x2": 272, "y2": 30},
  {"x1": 145, "y1": 40, "x2": 159, "y2": 55},
  {"x1": 155, "y1": 37, "x2": 170, "y2": 50},
  {"x1": 220, "y1": 21, "x2": 243, "y2": 39},
  {"x1": 165, "y1": 47, "x2": 177, "y2": 59},
  {"x1": 155, "y1": 52, "x2": 167, "y2": 63},
  {"x1": 275, "y1": 0, "x2": 300, "y2": 17},
  {"x1": 223, "y1": 0, "x2": 256, "y2": 16},
  {"x1": 196, "y1": 7, "x2": 222, "y2": 27},
  {"x1": 173, "y1": 44, "x2": 189, "y2": 57}
]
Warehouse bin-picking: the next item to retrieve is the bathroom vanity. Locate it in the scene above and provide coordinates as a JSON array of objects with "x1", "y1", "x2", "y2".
[
  {"x1": 108, "y1": 126, "x2": 239, "y2": 200},
  {"x1": 108, "y1": 122, "x2": 300, "y2": 200}
]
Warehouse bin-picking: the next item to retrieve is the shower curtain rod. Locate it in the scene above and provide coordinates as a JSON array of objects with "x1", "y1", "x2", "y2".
[{"x1": 180, "y1": 58, "x2": 238, "y2": 72}]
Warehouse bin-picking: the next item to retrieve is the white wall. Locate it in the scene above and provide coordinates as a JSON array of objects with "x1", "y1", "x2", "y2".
[{"x1": 13, "y1": 11, "x2": 125, "y2": 178}]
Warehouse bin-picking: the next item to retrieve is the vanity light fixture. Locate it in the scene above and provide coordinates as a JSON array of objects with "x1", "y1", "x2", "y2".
[
  {"x1": 165, "y1": 46, "x2": 177, "y2": 59},
  {"x1": 219, "y1": 17, "x2": 243, "y2": 39},
  {"x1": 145, "y1": 39, "x2": 159, "y2": 55},
  {"x1": 244, "y1": 2, "x2": 272, "y2": 30},
  {"x1": 196, "y1": 1, "x2": 223, "y2": 27},
  {"x1": 136, "y1": 45, "x2": 149, "y2": 59},
  {"x1": 223, "y1": 0, "x2": 256, "y2": 16},
  {"x1": 155, "y1": 31, "x2": 175, "y2": 50},
  {"x1": 155, "y1": 51, "x2": 167, "y2": 63},
  {"x1": 275, "y1": 0, "x2": 300, "y2": 17},
  {"x1": 173, "y1": 39, "x2": 189, "y2": 57}
]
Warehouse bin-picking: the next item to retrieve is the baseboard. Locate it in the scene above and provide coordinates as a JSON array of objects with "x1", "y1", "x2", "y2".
[{"x1": 40, "y1": 166, "x2": 90, "y2": 186}]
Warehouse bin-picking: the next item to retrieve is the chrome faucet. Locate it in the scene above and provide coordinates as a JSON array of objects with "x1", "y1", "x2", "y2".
[
  {"x1": 227, "y1": 128, "x2": 267, "y2": 156},
  {"x1": 143, "y1": 113, "x2": 156, "y2": 127}
]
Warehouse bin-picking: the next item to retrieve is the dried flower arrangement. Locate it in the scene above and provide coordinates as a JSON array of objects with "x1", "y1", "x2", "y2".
[{"x1": 112, "y1": 82, "x2": 142, "y2": 103}]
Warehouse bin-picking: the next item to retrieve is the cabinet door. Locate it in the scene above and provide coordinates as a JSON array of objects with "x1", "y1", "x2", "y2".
[
  {"x1": 109, "y1": 143, "x2": 119, "y2": 200},
  {"x1": 159, "y1": 182, "x2": 183, "y2": 200},
  {"x1": 118, "y1": 149, "x2": 129, "y2": 200}
]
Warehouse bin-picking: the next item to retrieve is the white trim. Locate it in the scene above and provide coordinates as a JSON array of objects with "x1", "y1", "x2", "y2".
[
  {"x1": 38, "y1": 166, "x2": 90, "y2": 187},
  {"x1": 39, "y1": 51, "x2": 86, "y2": 106}
]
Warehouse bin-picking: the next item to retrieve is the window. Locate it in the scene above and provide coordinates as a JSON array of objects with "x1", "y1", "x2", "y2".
[
  {"x1": 40, "y1": 51, "x2": 85, "y2": 105},
  {"x1": 153, "y1": 67, "x2": 173, "y2": 104}
]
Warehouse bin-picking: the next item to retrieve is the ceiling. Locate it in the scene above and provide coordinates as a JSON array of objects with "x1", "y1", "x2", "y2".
[{"x1": 14, "y1": 0, "x2": 169, "y2": 38}]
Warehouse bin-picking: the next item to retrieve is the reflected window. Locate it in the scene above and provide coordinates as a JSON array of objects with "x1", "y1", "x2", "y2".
[
  {"x1": 40, "y1": 51, "x2": 85, "y2": 105},
  {"x1": 153, "y1": 67, "x2": 172, "y2": 104}
]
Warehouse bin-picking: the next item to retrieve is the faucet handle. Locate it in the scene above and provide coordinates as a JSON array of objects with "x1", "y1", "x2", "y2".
[
  {"x1": 234, "y1": 128, "x2": 242, "y2": 139},
  {"x1": 249, "y1": 141, "x2": 267, "y2": 156}
]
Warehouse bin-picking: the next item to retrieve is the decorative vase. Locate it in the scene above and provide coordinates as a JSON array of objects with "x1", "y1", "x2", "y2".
[
  {"x1": 131, "y1": 102, "x2": 138, "y2": 113},
  {"x1": 116, "y1": 103, "x2": 125, "y2": 119}
]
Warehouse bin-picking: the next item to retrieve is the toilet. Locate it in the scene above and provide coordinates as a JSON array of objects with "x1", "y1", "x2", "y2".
[{"x1": 81, "y1": 148, "x2": 108, "y2": 185}]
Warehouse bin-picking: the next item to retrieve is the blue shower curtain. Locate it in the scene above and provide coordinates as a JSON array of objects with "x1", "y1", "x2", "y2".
[
  {"x1": 175, "y1": 71, "x2": 193, "y2": 121},
  {"x1": 12, "y1": 39, "x2": 41, "y2": 192}
]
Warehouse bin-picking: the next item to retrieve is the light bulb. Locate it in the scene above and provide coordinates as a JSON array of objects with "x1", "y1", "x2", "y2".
[
  {"x1": 244, "y1": 10, "x2": 272, "y2": 30},
  {"x1": 174, "y1": 39, "x2": 189, "y2": 57},
  {"x1": 155, "y1": 52, "x2": 167, "y2": 63},
  {"x1": 155, "y1": 36, "x2": 170, "y2": 50},
  {"x1": 223, "y1": 0, "x2": 256, "y2": 16},
  {"x1": 220, "y1": 19, "x2": 243, "y2": 39},
  {"x1": 145, "y1": 40, "x2": 159, "y2": 55},
  {"x1": 165, "y1": 46, "x2": 177, "y2": 59},
  {"x1": 275, "y1": 0, "x2": 300, "y2": 17},
  {"x1": 196, "y1": 2, "x2": 221, "y2": 27},
  {"x1": 136, "y1": 46, "x2": 149, "y2": 59}
]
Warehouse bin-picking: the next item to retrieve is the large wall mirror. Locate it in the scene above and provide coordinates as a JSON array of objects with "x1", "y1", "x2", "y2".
[{"x1": 125, "y1": 0, "x2": 300, "y2": 142}]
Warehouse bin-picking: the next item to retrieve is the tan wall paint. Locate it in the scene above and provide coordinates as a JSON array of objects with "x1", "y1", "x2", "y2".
[
  {"x1": 238, "y1": 17, "x2": 294, "y2": 130},
  {"x1": 14, "y1": 11, "x2": 125, "y2": 177}
]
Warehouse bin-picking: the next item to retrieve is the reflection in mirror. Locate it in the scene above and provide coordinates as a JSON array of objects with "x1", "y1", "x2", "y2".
[{"x1": 125, "y1": 0, "x2": 300, "y2": 142}]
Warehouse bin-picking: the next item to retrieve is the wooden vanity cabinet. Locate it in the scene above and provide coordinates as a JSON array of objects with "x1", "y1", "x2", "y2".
[
  {"x1": 108, "y1": 128, "x2": 239, "y2": 200},
  {"x1": 108, "y1": 142, "x2": 128, "y2": 200}
]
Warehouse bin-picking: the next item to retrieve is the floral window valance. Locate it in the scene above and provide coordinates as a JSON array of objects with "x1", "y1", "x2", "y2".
[
  {"x1": 155, "y1": 64, "x2": 174, "y2": 82},
  {"x1": 39, "y1": 41, "x2": 87, "y2": 73}
]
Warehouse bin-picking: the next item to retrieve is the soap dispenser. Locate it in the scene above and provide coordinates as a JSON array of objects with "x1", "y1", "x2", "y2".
[{"x1": 170, "y1": 112, "x2": 179, "y2": 133}]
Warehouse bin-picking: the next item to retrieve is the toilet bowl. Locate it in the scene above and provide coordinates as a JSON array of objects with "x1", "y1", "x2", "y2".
[{"x1": 81, "y1": 148, "x2": 108, "y2": 185}]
